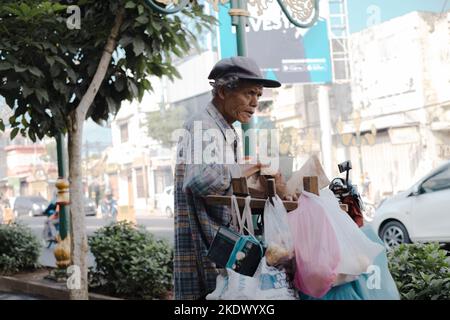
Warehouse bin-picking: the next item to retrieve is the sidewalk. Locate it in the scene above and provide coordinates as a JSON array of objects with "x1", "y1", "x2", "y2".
[{"x1": 0, "y1": 268, "x2": 121, "y2": 300}]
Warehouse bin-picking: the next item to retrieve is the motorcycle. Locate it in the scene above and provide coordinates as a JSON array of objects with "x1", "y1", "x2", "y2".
[
  {"x1": 361, "y1": 194, "x2": 376, "y2": 222},
  {"x1": 329, "y1": 160, "x2": 366, "y2": 227},
  {"x1": 42, "y1": 203, "x2": 60, "y2": 248},
  {"x1": 101, "y1": 195, "x2": 118, "y2": 221}
]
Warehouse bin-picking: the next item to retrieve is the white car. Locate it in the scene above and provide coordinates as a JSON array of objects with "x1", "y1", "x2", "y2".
[
  {"x1": 370, "y1": 160, "x2": 450, "y2": 248},
  {"x1": 156, "y1": 186, "x2": 174, "y2": 217}
]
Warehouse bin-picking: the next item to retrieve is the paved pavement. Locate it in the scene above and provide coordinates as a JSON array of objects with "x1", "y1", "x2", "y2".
[{"x1": 0, "y1": 291, "x2": 45, "y2": 300}]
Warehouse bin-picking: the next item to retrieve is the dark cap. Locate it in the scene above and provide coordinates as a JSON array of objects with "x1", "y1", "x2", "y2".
[{"x1": 208, "y1": 56, "x2": 281, "y2": 88}]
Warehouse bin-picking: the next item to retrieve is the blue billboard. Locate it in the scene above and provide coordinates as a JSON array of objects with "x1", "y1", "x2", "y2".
[{"x1": 218, "y1": 1, "x2": 333, "y2": 85}]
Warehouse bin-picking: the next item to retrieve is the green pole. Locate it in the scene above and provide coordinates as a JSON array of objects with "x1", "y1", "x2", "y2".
[
  {"x1": 56, "y1": 133, "x2": 68, "y2": 240},
  {"x1": 230, "y1": 0, "x2": 252, "y2": 158},
  {"x1": 233, "y1": 0, "x2": 247, "y2": 57}
]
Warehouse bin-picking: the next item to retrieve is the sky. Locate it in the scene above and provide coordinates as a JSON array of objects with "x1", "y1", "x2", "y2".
[
  {"x1": 347, "y1": 0, "x2": 450, "y2": 33},
  {"x1": 83, "y1": 119, "x2": 112, "y2": 152}
]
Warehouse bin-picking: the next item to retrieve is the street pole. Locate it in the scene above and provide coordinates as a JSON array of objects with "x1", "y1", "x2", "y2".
[
  {"x1": 44, "y1": 132, "x2": 72, "y2": 280},
  {"x1": 232, "y1": 0, "x2": 248, "y2": 57},
  {"x1": 230, "y1": 0, "x2": 252, "y2": 158},
  {"x1": 56, "y1": 132, "x2": 69, "y2": 240}
]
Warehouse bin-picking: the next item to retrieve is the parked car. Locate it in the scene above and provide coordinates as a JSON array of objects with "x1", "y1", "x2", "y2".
[
  {"x1": 156, "y1": 186, "x2": 174, "y2": 217},
  {"x1": 13, "y1": 196, "x2": 49, "y2": 217},
  {"x1": 84, "y1": 197, "x2": 97, "y2": 216},
  {"x1": 370, "y1": 160, "x2": 450, "y2": 248}
]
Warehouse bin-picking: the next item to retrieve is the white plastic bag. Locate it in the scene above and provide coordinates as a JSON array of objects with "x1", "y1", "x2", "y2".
[
  {"x1": 253, "y1": 258, "x2": 298, "y2": 300},
  {"x1": 206, "y1": 269, "x2": 259, "y2": 300},
  {"x1": 319, "y1": 189, "x2": 384, "y2": 281},
  {"x1": 263, "y1": 195, "x2": 294, "y2": 266},
  {"x1": 206, "y1": 258, "x2": 298, "y2": 300},
  {"x1": 231, "y1": 195, "x2": 254, "y2": 235}
]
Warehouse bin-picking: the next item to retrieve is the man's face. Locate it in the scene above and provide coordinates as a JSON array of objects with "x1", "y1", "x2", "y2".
[{"x1": 221, "y1": 82, "x2": 263, "y2": 124}]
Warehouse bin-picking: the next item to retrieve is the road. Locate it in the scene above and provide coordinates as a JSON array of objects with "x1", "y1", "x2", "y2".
[{"x1": 15, "y1": 214, "x2": 174, "y2": 268}]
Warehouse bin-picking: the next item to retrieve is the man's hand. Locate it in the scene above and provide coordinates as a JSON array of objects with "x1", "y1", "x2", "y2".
[
  {"x1": 239, "y1": 162, "x2": 270, "y2": 178},
  {"x1": 274, "y1": 172, "x2": 298, "y2": 201}
]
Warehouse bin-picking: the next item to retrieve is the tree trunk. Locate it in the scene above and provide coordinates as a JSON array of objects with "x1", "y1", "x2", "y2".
[
  {"x1": 68, "y1": 111, "x2": 89, "y2": 300},
  {"x1": 67, "y1": 7, "x2": 125, "y2": 300}
]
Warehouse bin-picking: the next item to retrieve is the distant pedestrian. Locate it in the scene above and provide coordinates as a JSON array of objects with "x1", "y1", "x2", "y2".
[{"x1": 0, "y1": 197, "x2": 14, "y2": 224}]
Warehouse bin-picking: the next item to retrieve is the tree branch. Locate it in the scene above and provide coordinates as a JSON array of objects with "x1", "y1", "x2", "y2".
[{"x1": 75, "y1": 7, "x2": 125, "y2": 119}]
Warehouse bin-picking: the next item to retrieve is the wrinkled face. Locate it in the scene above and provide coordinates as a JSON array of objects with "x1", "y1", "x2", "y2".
[{"x1": 219, "y1": 82, "x2": 263, "y2": 124}]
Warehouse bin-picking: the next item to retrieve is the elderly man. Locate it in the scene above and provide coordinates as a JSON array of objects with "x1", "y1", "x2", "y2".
[{"x1": 173, "y1": 56, "x2": 282, "y2": 300}]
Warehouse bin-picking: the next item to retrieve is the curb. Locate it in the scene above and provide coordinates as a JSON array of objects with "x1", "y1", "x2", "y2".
[{"x1": 0, "y1": 275, "x2": 122, "y2": 300}]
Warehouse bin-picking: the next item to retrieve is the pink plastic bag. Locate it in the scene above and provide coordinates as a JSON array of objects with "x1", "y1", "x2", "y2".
[{"x1": 288, "y1": 192, "x2": 341, "y2": 298}]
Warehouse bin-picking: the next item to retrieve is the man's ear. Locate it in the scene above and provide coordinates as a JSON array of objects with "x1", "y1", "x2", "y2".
[{"x1": 217, "y1": 86, "x2": 227, "y2": 100}]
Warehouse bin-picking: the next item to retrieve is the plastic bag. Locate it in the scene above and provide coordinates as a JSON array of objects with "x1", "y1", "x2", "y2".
[
  {"x1": 319, "y1": 189, "x2": 384, "y2": 280},
  {"x1": 209, "y1": 197, "x2": 262, "y2": 277},
  {"x1": 231, "y1": 195, "x2": 254, "y2": 235},
  {"x1": 300, "y1": 226, "x2": 400, "y2": 300},
  {"x1": 288, "y1": 190, "x2": 384, "y2": 298},
  {"x1": 263, "y1": 195, "x2": 294, "y2": 266},
  {"x1": 288, "y1": 192, "x2": 341, "y2": 298},
  {"x1": 206, "y1": 258, "x2": 298, "y2": 300},
  {"x1": 253, "y1": 258, "x2": 298, "y2": 300}
]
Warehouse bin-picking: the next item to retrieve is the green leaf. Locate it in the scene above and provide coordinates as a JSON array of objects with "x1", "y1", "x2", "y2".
[
  {"x1": 0, "y1": 120, "x2": 5, "y2": 132},
  {"x1": 53, "y1": 56, "x2": 68, "y2": 68},
  {"x1": 45, "y1": 56, "x2": 56, "y2": 67},
  {"x1": 132, "y1": 38, "x2": 145, "y2": 56},
  {"x1": 141, "y1": 79, "x2": 152, "y2": 91},
  {"x1": 151, "y1": 20, "x2": 162, "y2": 31},
  {"x1": 14, "y1": 65, "x2": 27, "y2": 73},
  {"x1": 66, "y1": 67, "x2": 77, "y2": 82},
  {"x1": 22, "y1": 85, "x2": 33, "y2": 98},
  {"x1": 28, "y1": 67, "x2": 44, "y2": 78},
  {"x1": 114, "y1": 76, "x2": 126, "y2": 92},
  {"x1": 50, "y1": 65, "x2": 61, "y2": 78},
  {"x1": 28, "y1": 130, "x2": 36, "y2": 143},
  {"x1": 125, "y1": 1, "x2": 136, "y2": 9},
  {"x1": 127, "y1": 80, "x2": 139, "y2": 98},
  {"x1": 138, "y1": 4, "x2": 145, "y2": 15},
  {"x1": 135, "y1": 15, "x2": 149, "y2": 25},
  {"x1": 10, "y1": 128, "x2": 19, "y2": 140},
  {"x1": 35, "y1": 89, "x2": 49, "y2": 103},
  {"x1": 0, "y1": 62, "x2": 13, "y2": 71}
]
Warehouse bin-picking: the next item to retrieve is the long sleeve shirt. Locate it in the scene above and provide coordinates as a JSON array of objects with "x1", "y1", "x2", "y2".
[{"x1": 173, "y1": 102, "x2": 241, "y2": 300}]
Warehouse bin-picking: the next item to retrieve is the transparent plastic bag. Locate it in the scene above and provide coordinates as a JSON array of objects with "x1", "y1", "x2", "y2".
[
  {"x1": 231, "y1": 195, "x2": 254, "y2": 235},
  {"x1": 263, "y1": 195, "x2": 294, "y2": 266},
  {"x1": 318, "y1": 189, "x2": 384, "y2": 280}
]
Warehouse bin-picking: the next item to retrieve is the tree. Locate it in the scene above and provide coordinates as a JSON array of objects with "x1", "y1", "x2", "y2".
[
  {"x1": 0, "y1": 0, "x2": 214, "y2": 299},
  {"x1": 146, "y1": 105, "x2": 187, "y2": 148}
]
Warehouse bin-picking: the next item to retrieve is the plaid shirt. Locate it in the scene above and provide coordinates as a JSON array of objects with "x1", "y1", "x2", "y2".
[{"x1": 174, "y1": 102, "x2": 241, "y2": 300}]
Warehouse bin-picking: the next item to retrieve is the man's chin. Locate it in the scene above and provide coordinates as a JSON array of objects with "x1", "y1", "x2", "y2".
[{"x1": 239, "y1": 117, "x2": 252, "y2": 124}]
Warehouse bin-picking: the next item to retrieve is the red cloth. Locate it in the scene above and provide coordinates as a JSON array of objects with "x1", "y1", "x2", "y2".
[{"x1": 341, "y1": 196, "x2": 364, "y2": 227}]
